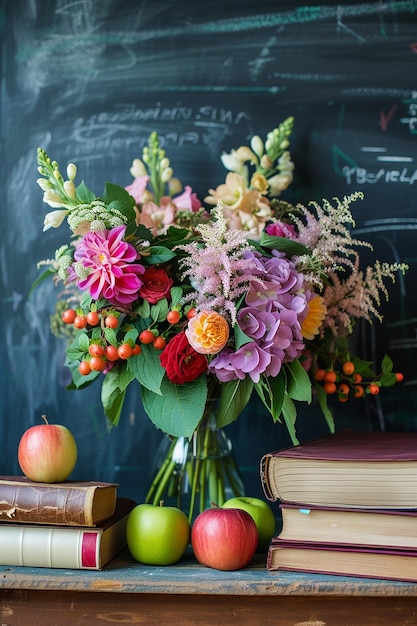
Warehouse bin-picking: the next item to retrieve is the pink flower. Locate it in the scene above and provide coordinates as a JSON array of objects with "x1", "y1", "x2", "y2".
[
  {"x1": 71, "y1": 225, "x2": 145, "y2": 305},
  {"x1": 125, "y1": 176, "x2": 150, "y2": 204},
  {"x1": 265, "y1": 221, "x2": 297, "y2": 238},
  {"x1": 173, "y1": 185, "x2": 202, "y2": 211}
]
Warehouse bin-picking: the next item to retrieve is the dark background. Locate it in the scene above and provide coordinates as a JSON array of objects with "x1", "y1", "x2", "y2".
[{"x1": 1, "y1": 0, "x2": 416, "y2": 503}]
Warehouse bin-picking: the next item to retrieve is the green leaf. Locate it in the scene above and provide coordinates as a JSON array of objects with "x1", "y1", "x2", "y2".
[
  {"x1": 380, "y1": 372, "x2": 398, "y2": 387},
  {"x1": 76, "y1": 181, "x2": 96, "y2": 204},
  {"x1": 146, "y1": 245, "x2": 176, "y2": 265},
  {"x1": 103, "y1": 182, "x2": 134, "y2": 206},
  {"x1": 104, "y1": 327, "x2": 118, "y2": 345},
  {"x1": 123, "y1": 328, "x2": 139, "y2": 344},
  {"x1": 127, "y1": 343, "x2": 165, "y2": 393},
  {"x1": 351, "y1": 358, "x2": 375, "y2": 377},
  {"x1": 141, "y1": 375, "x2": 208, "y2": 438},
  {"x1": 77, "y1": 332, "x2": 90, "y2": 352},
  {"x1": 116, "y1": 362, "x2": 136, "y2": 392},
  {"x1": 314, "y1": 380, "x2": 335, "y2": 434},
  {"x1": 281, "y1": 393, "x2": 299, "y2": 446},
  {"x1": 216, "y1": 378, "x2": 254, "y2": 427},
  {"x1": 285, "y1": 359, "x2": 312, "y2": 403},
  {"x1": 234, "y1": 324, "x2": 252, "y2": 350},
  {"x1": 259, "y1": 233, "x2": 311, "y2": 257},
  {"x1": 160, "y1": 225, "x2": 193, "y2": 246},
  {"x1": 254, "y1": 372, "x2": 286, "y2": 422},
  {"x1": 150, "y1": 298, "x2": 169, "y2": 323},
  {"x1": 101, "y1": 370, "x2": 127, "y2": 427},
  {"x1": 381, "y1": 354, "x2": 394, "y2": 374},
  {"x1": 65, "y1": 332, "x2": 90, "y2": 361},
  {"x1": 134, "y1": 300, "x2": 151, "y2": 320},
  {"x1": 64, "y1": 356, "x2": 100, "y2": 388},
  {"x1": 170, "y1": 287, "x2": 183, "y2": 306}
]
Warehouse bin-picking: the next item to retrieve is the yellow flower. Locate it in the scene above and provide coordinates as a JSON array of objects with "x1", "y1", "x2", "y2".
[
  {"x1": 205, "y1": 172, "x2": 273, "y2": 237},
  {"x1": 301, "y1": 295, "x2": 327, "y2": 340},
  {"x1": 250, "y1": 172, "x2": 269, "y2": 194},
  {"x1": 185, "y1": 311, "x2": 230, "y2": 355}
]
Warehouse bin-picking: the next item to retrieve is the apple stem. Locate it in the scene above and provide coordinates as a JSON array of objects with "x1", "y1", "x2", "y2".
[
  {"x1": 41, "y1": 414, "x2": 49, "y2": 425},
  {"x1": 159, "y1": 500, "x2": 165, "y2": 507},
  {"x1": 210, "y1": 501, "x2": 220, "y2": 509}
]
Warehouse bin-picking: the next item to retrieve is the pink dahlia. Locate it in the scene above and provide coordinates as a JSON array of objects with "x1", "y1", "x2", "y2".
[{"x1": 72, "y1": 225, "x2": 145, "y2": 305}]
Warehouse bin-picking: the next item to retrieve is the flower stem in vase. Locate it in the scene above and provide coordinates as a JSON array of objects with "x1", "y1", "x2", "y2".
[{"x1": 146, "y1": 411, "x2": 245, "y2": 523}]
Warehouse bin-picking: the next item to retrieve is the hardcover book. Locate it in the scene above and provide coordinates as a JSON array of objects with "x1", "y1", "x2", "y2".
[
  {"x1": 267, "y1": 538, "x2": 417, "y2": 583},
  {"x1": 279, "y1": 503, "x2": 417, "y2": 550},
  {"x1": 260, "y1": 430, "x2": 417, "y2": 508},
  {"x1": 0, "y1": 476, "x2": 118, "y2": 526},
  {"x1": 0, "y1": 497, "x2": 135, "y2": 570}
]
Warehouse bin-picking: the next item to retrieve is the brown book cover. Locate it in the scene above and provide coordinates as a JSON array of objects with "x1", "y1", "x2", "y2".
[
  {"x1": 0, "y1": 476, "x2": 118, "y2": 526},
  {"x1": 260, "y1": 430, "x2": 417, "y2": 509},
  {"x1": 0, "y1": 497, "x2": 136, "y2": 570},
  {"x1": 279, "y1": 503, "x2": 417, "y2": 550},
  {"x1": 267, "y1": 538, "x2": 417, "y2": 583}
]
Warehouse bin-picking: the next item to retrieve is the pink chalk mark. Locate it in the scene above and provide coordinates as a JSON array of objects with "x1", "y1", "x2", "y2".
[{"x1": 380, "y1": 105, "x2": 397, "y2": 132}]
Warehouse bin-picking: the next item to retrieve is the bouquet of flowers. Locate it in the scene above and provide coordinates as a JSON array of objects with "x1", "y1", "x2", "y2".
[{"x1": 35, "y1": 117, "x2": 407, "y2": 516}]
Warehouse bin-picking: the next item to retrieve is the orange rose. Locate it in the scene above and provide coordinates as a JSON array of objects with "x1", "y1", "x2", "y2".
[{"x1": 185, "y1": 310, "x2": 230, "y2": 355}]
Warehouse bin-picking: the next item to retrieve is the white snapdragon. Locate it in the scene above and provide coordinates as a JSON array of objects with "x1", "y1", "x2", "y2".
[
  {"x1": 43, "y1": 190, "x2": 70, "y2": 208},
  {"x1": 36, "y1": 178, "x2": 51, "y2": 192},
  {"x1": 130, "y1": 158, "x2": 147, "y2": 178},
  {"x1": 161, "y1": 167, "x2": 173, "y2": 183},
  {"x1": 250, "y1": 135, "x2": 264, "y2": 158},
  {"x1": 66, "y1": 163, "x2": 77, "y2": 181},
  {"x1": 63, "y1": 180, "x2": 76, "y2": 198},
  {"x1": 43, "y1": 209, "x2": 69, "y2": 231}
]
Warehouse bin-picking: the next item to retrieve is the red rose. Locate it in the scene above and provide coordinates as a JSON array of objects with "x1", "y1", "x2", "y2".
[
  {"x1": 138, "y1": 267, "x2": 174, "y2": 304},
  {"x1": 160, "y1": 331, "x2": 208, "y2": 384}
]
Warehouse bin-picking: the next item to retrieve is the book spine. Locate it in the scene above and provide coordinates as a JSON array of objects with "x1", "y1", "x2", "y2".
[
  {"x1": 0, "y1": 484, "x2": 93, "y2": 526},
  {"x1": 0, "y1": 525, "x2": 100, "y2": 569}
]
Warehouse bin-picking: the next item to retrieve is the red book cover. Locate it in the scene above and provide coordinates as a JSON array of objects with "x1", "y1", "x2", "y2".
[
  {"x1": 260, "y1": 430, "x2": 417, "y2": 508},
  {"x1": 267, "y1": 430, "x2": 417, "y2": 462}
]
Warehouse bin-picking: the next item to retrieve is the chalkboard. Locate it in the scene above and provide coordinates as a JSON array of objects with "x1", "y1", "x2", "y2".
[{"x1": 1, "y1": 0, "x2": 416, "y2": 502}]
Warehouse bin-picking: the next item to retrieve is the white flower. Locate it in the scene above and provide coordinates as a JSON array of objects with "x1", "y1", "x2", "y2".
[
  {"x1": 161, "y1": 167, "x2": 173, "y2": 183},
  {"x1": 220, "y1": 146, "x2": 258, "y2": 173},
  {"x1": 66, "y1": 163, "x2": 77, "y2": 181},
  {"x1": 268, "y1": 172, "x2": 293, "y2": 195},
  {"x1": 250, "y1": 135, "x2": 264, "y2": 158},
  {"x1": 36, "y1": 178, "x2": 51, "y2": 192},
  {"x1": 43, "y1": 190, "x2": 69, "y2": 208},
  {"x1": 63, "y1": 180, "x2": 76, "y2": 198},
  {"x1": 43, "y1": 209, "x2": 69, "y2": 231},
  {"x1": 130, "y1": 158, "x2": 147, "y2": 178}
]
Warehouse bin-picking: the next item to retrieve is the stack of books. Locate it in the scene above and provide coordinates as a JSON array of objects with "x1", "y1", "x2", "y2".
[
  {"x1": 260, "y1": 430, "x2": 417, "y2": 582},
  {"x1": 0, "y1": 476, "x2": 135, "y2": 570}
]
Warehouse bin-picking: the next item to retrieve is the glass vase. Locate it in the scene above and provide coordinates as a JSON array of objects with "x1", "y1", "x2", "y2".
[{"x1": 145, "y1": 412, "x2": 245, "y2": 523}]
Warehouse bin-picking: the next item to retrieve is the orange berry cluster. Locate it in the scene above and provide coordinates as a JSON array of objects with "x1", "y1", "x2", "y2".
[
  {"x1": 313, "y1": 360, "x2": 404, "y2": 403},
  {"x1": 61, "y1": 306, "x2": 181, "y2": 377}
]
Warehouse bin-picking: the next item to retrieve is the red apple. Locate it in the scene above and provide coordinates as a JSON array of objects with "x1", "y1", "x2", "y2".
[
  {"x1": 191, "y1": 505, "x2": 258, "y2": 571},
  {"x1": 18, "y1": 415, "x2": 77, "y2": 483}
]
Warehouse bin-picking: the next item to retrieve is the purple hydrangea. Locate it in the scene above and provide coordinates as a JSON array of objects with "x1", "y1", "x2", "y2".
[{"x1": 209, "y1": 251, "x2": 308, "y2": 381}]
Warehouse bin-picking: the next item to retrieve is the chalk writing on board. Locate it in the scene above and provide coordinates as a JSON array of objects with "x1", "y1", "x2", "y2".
[{"x1": 343, "y1": 167, "x2": 417, "y2": 185}]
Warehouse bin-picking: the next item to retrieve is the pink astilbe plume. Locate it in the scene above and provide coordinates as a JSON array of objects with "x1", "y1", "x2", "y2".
[
  {"x1": 177, "y1": 204, "x2": 264, "y2": 325},
  {"x1": 322, "y1": 258, "x2": 405, "y2": 336},
  {"x1": 292, "y1": 192, "x2": 372, "y2": 289}
]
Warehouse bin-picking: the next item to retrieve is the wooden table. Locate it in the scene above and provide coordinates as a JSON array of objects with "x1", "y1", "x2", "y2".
[{"x1": 2, "y1": 548, "x2": 417, "y2": 625}]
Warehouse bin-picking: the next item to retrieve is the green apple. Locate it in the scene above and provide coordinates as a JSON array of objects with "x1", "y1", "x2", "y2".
[
  {"x1": 126, "y1": 503, "x2": 190, "y2": 565},
  {"x1": 222, "y1": 496, "x2": 276, "y2": 551}
]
